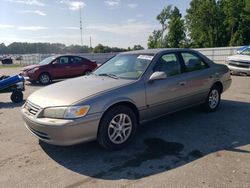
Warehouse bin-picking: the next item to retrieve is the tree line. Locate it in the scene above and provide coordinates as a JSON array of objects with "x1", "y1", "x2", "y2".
[
  {"x1": 0, "y1": 42, "x2": 144, "y2": 54},
  {"x1": 148, "y1": 0, "x2": 250, "y2": 49}
]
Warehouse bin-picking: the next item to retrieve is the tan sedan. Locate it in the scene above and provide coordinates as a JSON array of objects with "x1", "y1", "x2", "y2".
[{"x1": 22, "y1": 49, "x2": 232, "y2": 150}]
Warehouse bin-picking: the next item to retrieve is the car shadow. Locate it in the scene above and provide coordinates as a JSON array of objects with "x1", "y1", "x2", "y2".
[
  {"x1": 0, "y1": 100, "x2": 26, "y2": 109},
  {"x1": 40, "y1": 99, "x2": 250, "y2": 182}
]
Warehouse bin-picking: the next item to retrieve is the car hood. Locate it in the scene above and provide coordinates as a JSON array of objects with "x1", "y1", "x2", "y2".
[
  {"x1": 28, "y1": 75, "x2": 134, "y2": 108},
  {"x1": 22, "y1": 64, "x2": 40, "y2": 71},
  {"x1": 227, "y1": 54, "x2": 250, "y2": 63}
]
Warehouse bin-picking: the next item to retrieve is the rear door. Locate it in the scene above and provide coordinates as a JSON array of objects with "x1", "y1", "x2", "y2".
[
  {"x1": 177, "y1": 51, "x2": 214, "y2": 104},
  {"x1": 69, "y1": 56, "x2": 88, "y2": 76}
]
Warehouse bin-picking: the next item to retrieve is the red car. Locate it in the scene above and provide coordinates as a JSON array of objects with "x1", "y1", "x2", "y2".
[{"x1": 21, "y1": 55, "x2": 97, "y2": 84}]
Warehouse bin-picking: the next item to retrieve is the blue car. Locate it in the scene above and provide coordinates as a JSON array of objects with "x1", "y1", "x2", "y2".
[{"x1": 0, "y1": 75, "x2": 25, "y2": 103}]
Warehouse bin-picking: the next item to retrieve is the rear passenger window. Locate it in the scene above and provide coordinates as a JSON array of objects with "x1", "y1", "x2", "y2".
[
  {"x1": 154, "y1": 53, "x2": 181, "y2": 76},
  {"x1": 71, "y1": 57, "x2": 83, "y2": 64},
  {"x1": 181, "y1": 53, "x2": 208, "y2": 72}
]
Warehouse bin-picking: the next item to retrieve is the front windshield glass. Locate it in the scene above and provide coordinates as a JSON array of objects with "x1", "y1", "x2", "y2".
[
  {"x1": 39, "y1": 56, "x2": 56, "y2": 65},
  {"x1": 240, "y1": 47, "x2": 250, "y2": 55},
  {"x1": 94, "y1": 54, "x2": 154, "y2": 80}
]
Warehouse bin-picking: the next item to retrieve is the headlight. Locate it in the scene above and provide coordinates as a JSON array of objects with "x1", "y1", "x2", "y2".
[{"x1": 43, "y1": 105, "x2": 90, "y2": 119}]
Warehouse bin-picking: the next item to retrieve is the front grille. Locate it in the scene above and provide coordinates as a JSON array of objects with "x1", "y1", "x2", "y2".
[
  {"x1": 229, "y1": 61, "x2": 250, "y2": 69},
  {"x1": 24, "y1": 101, "x2": 41, "y2": 116}
]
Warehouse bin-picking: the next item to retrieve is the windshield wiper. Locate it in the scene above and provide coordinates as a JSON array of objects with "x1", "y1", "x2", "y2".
[{"x1": 98, "y1": 73, "x2": 119, "y2": 79}]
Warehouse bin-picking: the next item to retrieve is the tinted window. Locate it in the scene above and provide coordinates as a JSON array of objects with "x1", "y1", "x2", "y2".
[
  {"x1": 181, "y1": 52, "x2": 208, "y2": 72},
  {"x1": 71, "y1": 57, "x2": 83, "y2": 64},
  {"x1": 154, "y1": 53, "x2": 181, "y2": 76},
  {"x1": 59, "y1": 57, "x2": 69, "y2": 64}
]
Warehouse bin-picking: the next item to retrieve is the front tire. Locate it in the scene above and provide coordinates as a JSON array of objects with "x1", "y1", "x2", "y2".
[
  {"x1": 97, "y1": 105, "x2": 137, "y2": 150},
  {"x1": 39, "y1": 73, "x2": 51, "y2": 85},
  {"x1": 202, "y1": 85, "x2": 221, "y2": 112}
]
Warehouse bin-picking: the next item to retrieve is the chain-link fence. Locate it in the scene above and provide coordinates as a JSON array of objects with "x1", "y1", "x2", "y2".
[{"x1": 11, "y1": 46, "x2": 241, "y2": 66}]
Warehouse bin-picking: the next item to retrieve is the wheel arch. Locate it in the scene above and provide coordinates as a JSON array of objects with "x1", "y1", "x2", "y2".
[
  {"x1": 38, "y1": 72, "x2": 52, "y2": 81},
  {"x1": 97, "y1": 101, "x2": 140, "y2": 135},
  {"x1": 212, "y1": 81, "x2": 223, "y2": 93}
]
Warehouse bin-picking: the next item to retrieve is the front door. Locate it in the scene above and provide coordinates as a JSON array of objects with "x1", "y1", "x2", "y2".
[
  {"x1": 145, "y1": 53, "x2": 188, "y2": 120},
  {"x1": 52, "y1": 56, "x2": 72, "y2": 79}
]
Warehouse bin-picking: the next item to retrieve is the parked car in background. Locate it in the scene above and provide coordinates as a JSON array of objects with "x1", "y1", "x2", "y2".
[
  {"x1": 1, "y1": 57, "x2": 13, "y2": 64},
  {"x1": 227, "y1": 46, "x2": 250, "y2": 76},
  {"x1": 21, "y1": 55, "x2": 97, "y2": 84},
  {"x1": 22, "y1": 49, "x2": 232, "y2": 150},
  {"x1": 236, "y1": 46, "x2": 248, "y2": 54}
]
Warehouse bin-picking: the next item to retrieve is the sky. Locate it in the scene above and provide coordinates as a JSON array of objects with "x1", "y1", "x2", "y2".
[{"x1": 0, "y1": 0, "x2": 191, "y2": 48}]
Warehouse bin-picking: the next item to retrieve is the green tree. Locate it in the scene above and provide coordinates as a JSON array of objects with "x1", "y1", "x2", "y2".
[
  {"x1": 156, "y1": 5, "x2": 172, "y2": 47},
  {"x1": 221, "y1": 0, "x2": 250, "y2": 46},
  {"x1": 0, "y1": 43, "x2": 8, "y2": 54},
  {"x1": 132, "y1": 45, "x2": 144, "y2": 50},
  {"x1": 186, "y1": 0, "x2": 227, "y2": 47},
  {"x1": 147, "y1": 30, "x2": 162, "y2": 49},
  {"x1": 167, "y1": 7, "x2": 186, "y2": 48}
]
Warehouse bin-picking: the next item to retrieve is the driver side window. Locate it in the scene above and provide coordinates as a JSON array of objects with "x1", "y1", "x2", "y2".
[
  {"x1": 59, "y1": 57, "x2": 69, "y2": 65},
  {"x1": 154, "y1": 53, "x2": 181, "y2": 76}
]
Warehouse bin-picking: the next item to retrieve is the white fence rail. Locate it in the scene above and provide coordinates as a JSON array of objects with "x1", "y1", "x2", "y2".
[
  {"x1": 196, "y1": 46, "x2": 240, "y2": 64},
  {"x1": 16, "y1": 46, "x2": 241, "y2": 66}
]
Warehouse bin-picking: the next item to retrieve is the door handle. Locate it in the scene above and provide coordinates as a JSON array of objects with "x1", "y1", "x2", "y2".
[
  {"x1": 179, "y1": 81, "x2": 186, "y2": 86},
  {"x1": 209, "y1": 75, "x2": 213, "y2": 79}
]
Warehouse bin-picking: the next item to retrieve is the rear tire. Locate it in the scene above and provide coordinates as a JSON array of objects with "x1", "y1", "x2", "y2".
[
  {"x1": 39, "y1": 73, "x2": 51, "y2": 85},
  {"x1": 11, "y1": 90, "x2": 23, "y2": 103},
  {"x1": 202, "y1": 85, "x2": 221, "y2": 112},
  {"x1": 97, "y1": 105, "x2": 137, "y2": 150}
]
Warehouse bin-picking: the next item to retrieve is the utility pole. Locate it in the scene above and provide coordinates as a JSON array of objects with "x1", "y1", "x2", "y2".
[
  {"x1": 89, "y1": 36, "x2": 92, "y2": 48},
  {"x1": 80, "y1": 6, "x2": 83, "y2": 46}
]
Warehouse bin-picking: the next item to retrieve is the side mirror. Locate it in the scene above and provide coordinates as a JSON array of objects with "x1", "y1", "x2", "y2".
[
  {"x1": 52, "y1": 60, "x2": 58, "y2": 65},
  {"x1": 149, "y1": 71, "x2": 167, "y2": 82}
]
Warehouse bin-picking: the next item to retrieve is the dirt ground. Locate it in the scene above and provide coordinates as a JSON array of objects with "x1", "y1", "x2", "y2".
[{"x1": 0, "y1": 67, "x2": 249, "y2": 188}]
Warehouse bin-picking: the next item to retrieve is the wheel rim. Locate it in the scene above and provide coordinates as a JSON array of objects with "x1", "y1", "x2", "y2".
[
  {"x1": 209, "y1": 89, "x2": 219, "y2": 109},
  {"x1": 108, "y1": 113, "x2": 132, "y2": 144},
  {"x1": 40, "y1": 74, "x2": 50, "y2": 84}
]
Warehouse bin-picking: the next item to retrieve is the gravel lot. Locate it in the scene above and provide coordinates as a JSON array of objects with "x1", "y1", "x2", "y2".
[{"x1": 0, "y1": 67, "x2": 250, "y2": 188}]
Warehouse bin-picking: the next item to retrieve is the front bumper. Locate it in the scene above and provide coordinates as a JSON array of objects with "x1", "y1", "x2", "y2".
[
  {"x1": 22, "y1": 108, "x2": 102, "y2": 146},
  {"x1": 227, "y1": 65, "x2": 250, "y2": 75},
  {"x1": 20, "y1": 71, "x2": 37, "y2": 81}
]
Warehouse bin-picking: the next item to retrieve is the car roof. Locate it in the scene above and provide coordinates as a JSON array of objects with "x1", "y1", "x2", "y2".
[
  {"x1": 52, "y1": 54, "x2": 82, "y2": 58},
  {"x1": 120, "y1": 48, "x2": 196, "y2": 56}
]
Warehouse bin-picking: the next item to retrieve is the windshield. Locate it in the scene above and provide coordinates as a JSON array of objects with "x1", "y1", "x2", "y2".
[
  {"x1": 240, "y1": 47, "x2": 250, "y2": 55},
  {"x1": 94, "y1": 54, "x2": 154, "y2": 80},
  {"x1": 39, "y1": 56, "x2": 56, "y2": 65}
]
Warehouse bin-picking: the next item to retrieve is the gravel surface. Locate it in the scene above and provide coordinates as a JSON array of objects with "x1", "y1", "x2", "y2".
[{"x1": 0, "y1": 67, "x2": 249, "y2": 188}]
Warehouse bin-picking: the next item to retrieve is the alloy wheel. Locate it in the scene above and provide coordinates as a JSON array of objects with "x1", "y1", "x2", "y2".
[{"x1": 108, "y1": 113, "x2": 132, "y2": 144}]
